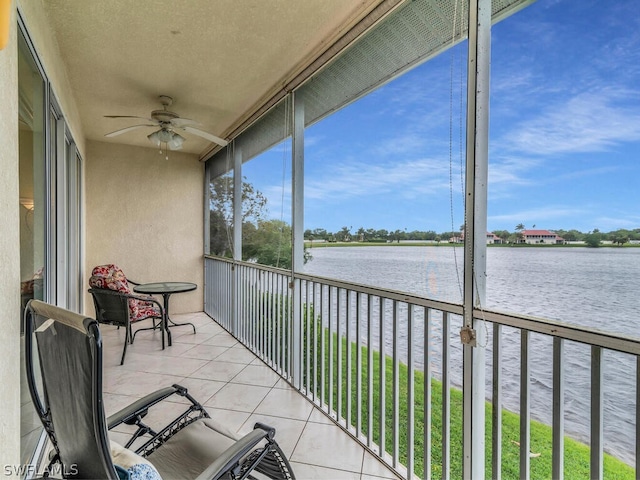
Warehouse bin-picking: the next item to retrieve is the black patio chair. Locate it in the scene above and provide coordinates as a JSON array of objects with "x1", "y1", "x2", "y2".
[
  {"x1": 24, "y1": 299, "x2": 295, "y2": 480},
  {"x1": 88, "y1": 287, "x2": 165, "y2": 365}
]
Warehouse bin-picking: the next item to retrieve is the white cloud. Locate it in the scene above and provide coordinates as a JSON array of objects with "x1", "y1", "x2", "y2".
[
  {"x1": 304, "y1": 157, "x2": 455, "y2": 202},
  {"x1": 488, "y1": 156, "x2": 542, "y2": 186},
  {"x1": 500, "y1": 88, "x2": 640, "y2": 156},
  {"x1": 303, "y1": 134, "x2": 323, "y2": 148},
  {"x1": 489, "y1": 206, "x2": 587, "y2": 224},
  {"x1": 593, "y1": 215, "x2": 640, "y2": 230}
]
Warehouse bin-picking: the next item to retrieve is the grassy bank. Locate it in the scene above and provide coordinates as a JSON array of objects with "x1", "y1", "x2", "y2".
[{"x1": 306, "y1": 333, "x2": 634, "y2": 479}]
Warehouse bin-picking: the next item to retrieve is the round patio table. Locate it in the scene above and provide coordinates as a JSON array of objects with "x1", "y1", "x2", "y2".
[{"x1": 133, "y1": 281, "x2": 197, "y2": 348}]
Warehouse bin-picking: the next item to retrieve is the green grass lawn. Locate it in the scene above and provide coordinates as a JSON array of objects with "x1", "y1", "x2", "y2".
[{"x1": 302, "y1": 332, "x2": 634, "y2": 479}]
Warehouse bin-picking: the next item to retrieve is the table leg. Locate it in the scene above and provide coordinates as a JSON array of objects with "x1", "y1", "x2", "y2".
[
  {"x1": 160, "y1": 313, "x2": 165, "y2": 350},
  {"x1": 163, "y1": 294, "x2": 173, "y2": 347}
]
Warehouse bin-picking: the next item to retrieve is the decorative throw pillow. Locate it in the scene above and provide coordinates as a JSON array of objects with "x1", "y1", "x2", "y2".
[{"x1": 110, "y1": 440, "x2": 162, "y2": 480}]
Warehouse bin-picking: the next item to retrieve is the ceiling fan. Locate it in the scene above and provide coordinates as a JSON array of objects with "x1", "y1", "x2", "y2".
[{"x1": 104, "y1": 95, "x2": 228, "y2": 157}]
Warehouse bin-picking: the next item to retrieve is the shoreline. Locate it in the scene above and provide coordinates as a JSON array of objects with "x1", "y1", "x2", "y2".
[{"x1": 305, "y1": 241, "x2": 640, "y2": 248}]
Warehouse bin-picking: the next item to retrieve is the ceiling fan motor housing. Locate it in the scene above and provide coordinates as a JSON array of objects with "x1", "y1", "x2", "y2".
[{"x1": 151, "y1": 109, "x2": 180, "y2": 124}]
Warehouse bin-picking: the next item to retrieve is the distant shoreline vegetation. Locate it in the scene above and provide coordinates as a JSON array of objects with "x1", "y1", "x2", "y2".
[
  {"x1": 304, "y1": 226, "x2": 640, "y2": 248},
  {"x1": 305, "y1": 240, "x2": 640, "y2": 248}
]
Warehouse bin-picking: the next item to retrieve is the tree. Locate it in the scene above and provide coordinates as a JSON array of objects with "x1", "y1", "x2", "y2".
[
  {"x1": 209, "y1": 175, "x2": 309, "y2": 268},
  {"x1": 209, "y1": 174, "x2": 267, "y2": 256},
  {"x1": 611, "y1": 230, "x2": 630, "y2": 246},
  {"x1": 389, "y1": 229, "x2": 407, "y2": 243},
  {"x1": 243, "y1": 219, "x2": 310, "y2": 268},
  {"x1": 493, "y1": 230, "x2": 510, "y2": 243},
  {"x1": 584, "y1": 230, "x2": 602, "y2": 248},
  {"x1": 556, "y1": 229, "x2": 582, "y2": 242},
  {"x1": 515, "y1": 223, "x2": 525, "y2": 243},
  {"x1": 375, "y1": 229, "x2": 389, "y2": 241},
  {"x1": 311, "y1": 228, "x2": 328, "y2": 241},
  {"x1": 338, "y1": 226, "x2": 352, "y2": 242}
]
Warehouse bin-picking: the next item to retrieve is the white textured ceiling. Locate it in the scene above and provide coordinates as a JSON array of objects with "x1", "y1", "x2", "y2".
[{"x1": 42, "y1": 0, "x2": 384, "y2": 155}]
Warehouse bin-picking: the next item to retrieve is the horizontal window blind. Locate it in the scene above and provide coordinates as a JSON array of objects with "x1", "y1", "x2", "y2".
[{"x1": 206, "y1": 0, "x2": 532, "y2": 173}]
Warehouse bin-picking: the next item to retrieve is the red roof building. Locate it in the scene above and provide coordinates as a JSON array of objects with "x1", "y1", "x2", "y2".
[{"x1": 520, "y1": 229, "x2": 565, "y2": 244}]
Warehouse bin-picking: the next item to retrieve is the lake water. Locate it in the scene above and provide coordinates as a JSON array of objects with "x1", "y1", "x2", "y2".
[{"x1": 302, "y1": 245, "x2": 640, "y2": 465}]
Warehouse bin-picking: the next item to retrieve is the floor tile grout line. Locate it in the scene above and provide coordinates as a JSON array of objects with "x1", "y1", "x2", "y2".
[
  {"x1": 288, "y1": 457, "x2": 365, "y2": 476},
  {"x1": 103, "y1": 314, "x2": 395, "y2": 478}
]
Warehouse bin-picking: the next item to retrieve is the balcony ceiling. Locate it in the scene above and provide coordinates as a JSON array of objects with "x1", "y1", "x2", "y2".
[{"x1": 42, "y1": 0, "x2": 386, "y2": 156}]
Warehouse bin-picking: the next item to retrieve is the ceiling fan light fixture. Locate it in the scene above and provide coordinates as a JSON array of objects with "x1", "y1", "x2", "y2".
[
  {"x1": 147, "y1": 128, "x2": 175, "y2": 145},
  {"x1": 147, "y1": 130, "x2": 161, "y2": 147},
  {"x1": 168, "y1": 132, "x2": 185, "y2": 150}
]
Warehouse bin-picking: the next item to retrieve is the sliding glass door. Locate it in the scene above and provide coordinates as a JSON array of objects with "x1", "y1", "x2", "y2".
[{"x1": 18, "y1": 21, "x2": 84, "y2": 468}]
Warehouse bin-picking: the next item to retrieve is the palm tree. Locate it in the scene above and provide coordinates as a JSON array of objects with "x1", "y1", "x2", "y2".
[{"x1": 515, "y1": 223, "x2": 525, "y2": 243}]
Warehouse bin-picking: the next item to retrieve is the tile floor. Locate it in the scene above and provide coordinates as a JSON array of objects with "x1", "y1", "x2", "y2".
[{"x1": 101, "y1": 312, "x2": 402, "y2": 480}]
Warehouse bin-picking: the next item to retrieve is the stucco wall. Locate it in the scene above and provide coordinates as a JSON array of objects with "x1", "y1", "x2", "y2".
[
  {"x1": 85, "y1": 140, "x2": 204, "y2": 316},
  {"x1": 16, "y1": 0, "x2": 85, "y2": 156},
  {"x1": 0, "y1": 3, "x2": 20, "y2": 470}
]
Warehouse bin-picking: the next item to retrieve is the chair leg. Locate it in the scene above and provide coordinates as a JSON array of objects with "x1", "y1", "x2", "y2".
[
  {"x1": 130, "y1": 319, "x2": 163, "y2": 343},
  {"x1": 120, "y1": 323, "x2": 130, "y2": 365}
]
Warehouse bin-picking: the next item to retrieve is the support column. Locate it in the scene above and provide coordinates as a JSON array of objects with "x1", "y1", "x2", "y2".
[
  {"x1": 462, "y1": 0, "x2": 491, "y2": 477},
  {"x1": 233, "y1": 146, "x2": 242, "y2": 261},
  {"x1": 204, "y1": 162, "x2": 211, "y2": 255},
  {"x1": 232, "y1": 146, "x2": 242, "y2": 335},
  {"x1": 291, "y1": 92, "x2": 304, "y2": 387}
]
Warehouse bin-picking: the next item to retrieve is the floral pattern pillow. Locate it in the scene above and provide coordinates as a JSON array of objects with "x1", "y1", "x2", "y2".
[{"x1": 89, "y1": 264, "x2": 161, "y2": 322}]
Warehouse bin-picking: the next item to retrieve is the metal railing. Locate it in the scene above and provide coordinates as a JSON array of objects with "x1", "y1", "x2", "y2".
[{"x1": 204, "y1": 255, "x2": 639, "y2": 479}]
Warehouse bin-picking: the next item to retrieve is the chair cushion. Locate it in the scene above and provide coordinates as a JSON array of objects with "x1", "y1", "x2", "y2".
[
  {"x1": 90, "y1": 264, "x2": 131, "y2": 292},
  {"x1": 145, "y1": 418, "x2": 238, "y2": 480},
  {"x1": 131, "y1": 304, "x2": 161, "y2": 322},
  {"x1": 90, "y1": 265, "x2": 161, "y2": 322}
]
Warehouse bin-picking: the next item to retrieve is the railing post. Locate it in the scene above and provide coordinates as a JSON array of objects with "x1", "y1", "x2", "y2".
[
  {"x1": 591, "y1": 346, "x2": 603, "y2": 480},
  {"x1": 492, "y1": 323, "x2": 502, "y2": 480},
  {"x1": 519, "y1": 330, "x2": 531, "y2": 480},
  {"x1": 462, "y1": 0, "x2": 491, "y2": 477},
  {"x1": 552, "y1": 337, "x2": 565, "y2": 480},
  {"x1": 291, "y1": 91, "x2": 304, "y2": 388}
]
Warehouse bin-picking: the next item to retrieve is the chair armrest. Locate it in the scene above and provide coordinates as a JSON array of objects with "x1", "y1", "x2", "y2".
[
  {"x1": 127, "y1": 279, "x2": 142, "y2": 286},
  {"x1": 123, "y1": 292, "x2": 164, "y2": 311},
  {"x1": 107, "y1": 386, "x2": 178, "y2": 429},
  {"x1": 194, "y1": 429, "x2": 269, "y2": 480},
  {"x1": 89, "y1": 287, "x2": 164, "y2": 312}
]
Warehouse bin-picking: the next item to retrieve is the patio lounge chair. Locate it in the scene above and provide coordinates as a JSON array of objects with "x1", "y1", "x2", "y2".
[
  {"x1": 88, "y1": 264, "x2": 164, "y2": 364},
  {"x1": 24, "y1": 299, "x2": 295, "y2": 480}
]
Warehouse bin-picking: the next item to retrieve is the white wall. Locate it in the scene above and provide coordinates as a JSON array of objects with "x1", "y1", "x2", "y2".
[
  {"x1": 0, "y1": 4, "x2": 20, "y2": 470},
  {"x1": 85, "y1": 140, "x2": 205, "y2": 316},
  {"x1": 16, "y1": 0, "x2": 85, "y2": 157},
  {"x1": 2, "y1": 1, "x2": 91, "y2": 468}
]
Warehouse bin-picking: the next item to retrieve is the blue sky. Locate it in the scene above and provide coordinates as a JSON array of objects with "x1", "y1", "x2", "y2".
[{"x1": 243, "y1": 0, "x2": 640, "y2": 234}]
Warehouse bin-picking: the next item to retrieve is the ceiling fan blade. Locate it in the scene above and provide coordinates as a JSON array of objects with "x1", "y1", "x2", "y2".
[
  {"x1": 105, "y1": 124, "x2": 156, "y2": 137},
  {"x1": 171, "y1": 117, "x2": 200, "y2": 127},
  {"x1": 105, "y1": 115, "x2": 157, "y2": 122},
  {"x1": 182, "y1": 126, "x2": 228, "y2": 146}
]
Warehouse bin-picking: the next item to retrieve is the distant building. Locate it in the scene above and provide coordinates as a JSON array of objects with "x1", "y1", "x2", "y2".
[
  {"x1": 487, "y1": 232, "x2": 502, "y2": 244},
  {"x1": 520, "y1": 229, "x2": 564, "y2": 244},
  {"x1": 450, "y1": 232, "x2": 503, "y2": 244}
]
